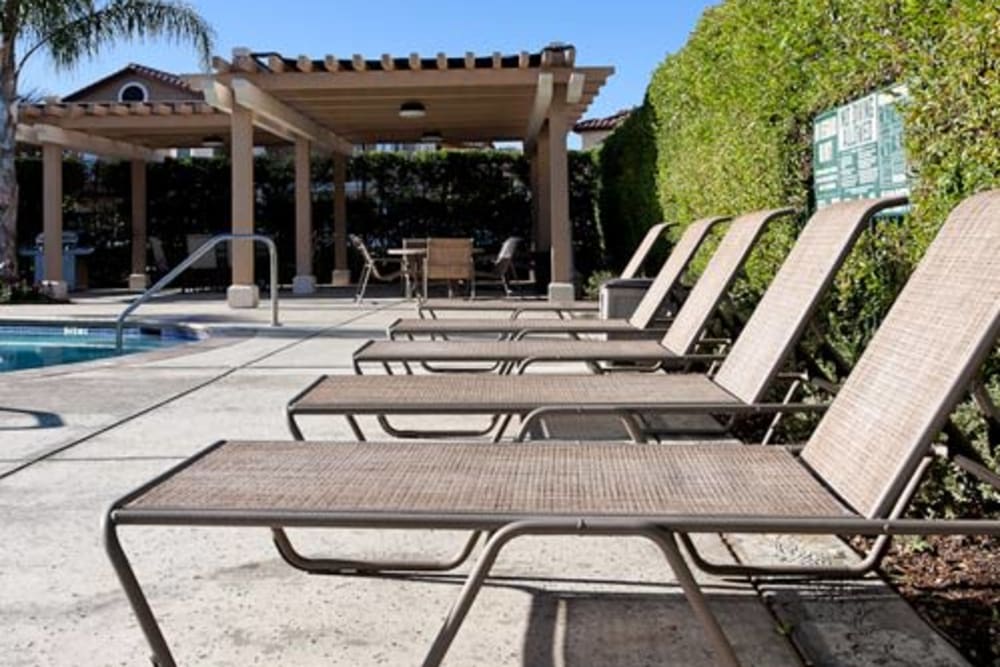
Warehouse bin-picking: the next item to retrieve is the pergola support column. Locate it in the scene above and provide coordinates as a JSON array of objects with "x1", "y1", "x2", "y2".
[
  {"x1": 331, "y1": 152, "x2": 350, "y2": 286},
  {"x1": 538, "y1": 86, "x2": 573, "y2": 302},
  {"x1": 227, "y1": 106, "x2": 259, "y2": 308},
  {"x1": 128, "y1": 160, "x2": 149, "y2": 291},
  {"x1": 292, "y1": 138, "x2": 316, "y2": 294},
  {"x1": 41, "y1": 142, "x2": 67, "y2": 300}
]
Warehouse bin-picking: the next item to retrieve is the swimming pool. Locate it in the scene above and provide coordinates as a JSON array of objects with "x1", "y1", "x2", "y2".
[{"x1": 0, "y1": 323, "x2": 197, "y2": 373}]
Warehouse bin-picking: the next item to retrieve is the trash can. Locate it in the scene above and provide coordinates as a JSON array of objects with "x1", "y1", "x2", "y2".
[{"x1": 599, "y1": 277, "x2": 654, "y2": 319}]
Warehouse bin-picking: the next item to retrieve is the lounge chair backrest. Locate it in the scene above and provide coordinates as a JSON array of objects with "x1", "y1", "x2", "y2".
[
  {"x1": 802, "y1": 190, "x2": 1000, "y2": 519},
  {"x1": 620, "y1": 222, "x2": 671, "y2": 279},
  {"x1": 425, "y1": 237, "x2": 473, "y2": 281},
  {"x1": 660, "y1": 208, "x2": 794, "y2": 355},
  {"x1": 712, "y1": 196, "x2": 906, "y2": 404},
  {"x1": 628, "y1": 217, "x2": 727, "y2": 329}
]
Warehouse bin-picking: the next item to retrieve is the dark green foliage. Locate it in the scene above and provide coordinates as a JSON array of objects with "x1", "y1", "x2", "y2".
[
  {"x1": 598, "y1": 0, "x2": 999, "y2": 514},
  {"x1": 597, "y1": 101, "x2": 662, "y2": 271}
]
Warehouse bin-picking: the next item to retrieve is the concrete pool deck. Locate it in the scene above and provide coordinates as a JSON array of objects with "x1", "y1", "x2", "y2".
[{"x1": 0, "y1": 290, "x2": 971, "y2": 666}]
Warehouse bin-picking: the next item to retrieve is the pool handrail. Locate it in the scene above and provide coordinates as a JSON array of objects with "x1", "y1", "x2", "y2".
[{"x1": 115, "y1": 233, "x2": 280, "y2": 351}]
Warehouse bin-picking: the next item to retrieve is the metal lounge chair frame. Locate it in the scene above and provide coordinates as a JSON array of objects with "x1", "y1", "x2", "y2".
[
  {"x1": 417, "y1": 221, "x2": 673, "y2": 318},
  {"x1": 288, "y1": 197, "x2": 905, "y2": 441},
  {"x1": 389, "y1": 217, "x2": 726, "y2": 339},
  {"x1": 105, "y1": 192, "x2": 1000, "y2": 666},
  {"x1": 354, "y1": 208, "x2": 793, "y2": 376}
]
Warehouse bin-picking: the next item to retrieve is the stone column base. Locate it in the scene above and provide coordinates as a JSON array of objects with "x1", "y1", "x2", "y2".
[
  {"x1": 128, "y1": 273, "x2": 150, "y2": 291},
  {"x1": 292, "y1": 274, "x2": 317, "y2": 294},
  {"x1": 226, "y1": 283, "x2": 260, "y2": 309},
  {"x1": 331, "y1": 268, "x2": 351, "y2": 286},
  {"x1": 547, "y1": 281, "x2": 575, "y2": 304},
  {"x1": 41, "y1": 280, "x2": 68, "y2": 301}
]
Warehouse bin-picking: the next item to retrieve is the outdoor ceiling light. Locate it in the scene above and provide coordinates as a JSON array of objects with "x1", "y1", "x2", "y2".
[
  {"x1": 399, "y1": 101, "x2": 426, "y2": 119},
  {"x1": 420, "y1": 130, "x2": 443, "y2": 143},
  {"x1": 201, "y1": 135, "x2": 225, "y2": 148}
]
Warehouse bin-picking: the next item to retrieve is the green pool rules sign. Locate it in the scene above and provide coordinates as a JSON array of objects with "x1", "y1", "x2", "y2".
[{"x1": 813, "y1": 85, "x2": 909, "y2": 209}]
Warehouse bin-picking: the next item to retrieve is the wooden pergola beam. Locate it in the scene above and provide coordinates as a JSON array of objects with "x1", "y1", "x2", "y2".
[
  {"x1": 192, "y1": 78, "x2": 296, "y2": 142},
  {"x1": 18, "y1": 123, "x2": 164, "y2": 161},
  {"x1": 229, "y1": 78, "x2": 353, "y2": 154},
  {"x1": 567, "y1": 72, "x2": 585, "y2": 104},
  {"x1": 243, "y1": 67, "x2": 543, "y2": 91},
  {"x1": 524, "y1": 72, "x2": 554, "y2": 148}
]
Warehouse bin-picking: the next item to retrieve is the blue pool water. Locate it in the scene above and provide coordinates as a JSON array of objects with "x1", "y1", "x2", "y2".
[{"x1": 0, "y1": 324, "x2": 195, "y2": 373}]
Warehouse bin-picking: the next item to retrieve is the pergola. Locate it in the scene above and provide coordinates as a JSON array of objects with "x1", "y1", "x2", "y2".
[{"x1": 17, "y1": 43, "x2": 612, "y2": 306}]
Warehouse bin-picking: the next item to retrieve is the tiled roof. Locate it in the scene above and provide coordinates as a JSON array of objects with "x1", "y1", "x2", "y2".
[
  {"x1": 63, "y1": 63, "x2": 195, "y2": 101},
  {"x1": 573, "y1": 108, "x2": 632, "y2": 132}
]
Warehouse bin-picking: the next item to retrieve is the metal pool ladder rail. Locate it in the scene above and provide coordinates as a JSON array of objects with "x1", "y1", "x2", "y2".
[{"x1": 115, "y1": 233, "x2": 280, "y2": 351}]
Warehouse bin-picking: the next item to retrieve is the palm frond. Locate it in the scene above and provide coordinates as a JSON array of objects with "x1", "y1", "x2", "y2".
[{"x1": 18, "y1": 0, "x2": 214, "y2": 72}]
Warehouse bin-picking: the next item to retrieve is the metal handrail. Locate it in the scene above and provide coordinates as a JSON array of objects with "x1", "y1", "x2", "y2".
[{"x1": 115, "y1": 233, "x2": 280, "y2": 350}]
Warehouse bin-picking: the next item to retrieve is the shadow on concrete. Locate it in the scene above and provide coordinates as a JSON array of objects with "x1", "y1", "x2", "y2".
[{"x1": 0, "y1": 406, "x2": 64, "y2": 430}]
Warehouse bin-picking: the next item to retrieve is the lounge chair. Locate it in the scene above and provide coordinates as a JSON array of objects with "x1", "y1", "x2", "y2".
[
  {"x1": 288, "y1": 197, "x2": 903, "y2": 441},
  {"x1": 353, "y1": 208, "x2": 792, "y2": 375},
  {"x1": 388, "y1": 216, "x2": 727, "y2": 340},
  {"x1": 104, "y1": 190, "x2": 1000, "y2": 667},
  {"x1": 418, "y1": 221, "x2": 673, "y2": 317}
]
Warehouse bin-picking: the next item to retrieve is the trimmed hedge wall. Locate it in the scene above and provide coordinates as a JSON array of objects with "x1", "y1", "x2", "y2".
[
  {"x1": 13, "y1": 149, "x2": 602, "y2": 288},
  {"x1": 598, "y1": 0, "x2": 999, "y2": 514}
]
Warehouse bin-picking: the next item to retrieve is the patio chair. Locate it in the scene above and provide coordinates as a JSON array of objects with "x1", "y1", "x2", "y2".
[
  {"x1": 418, "y1": 221, "x2": 673, "y2": 317},
  {"x1": 353, "y1": 208, "x2": 792, "y2": 375},
  {"x1": 474, "y1": 236, "x2": 523, "y2": 296},
  {"x1": 288, "y1": 197, "x2": 903, "y2": 441},
  {"x1": 349, "y1": 234, "x2": 401, "y2": 302},
  {"x1": 104, "y1": 190, "x2": 1000, "y2": 667},
  {"x1": 390, "y1": 217, "x2": 726, "y2": 339},
  {"x1": 423, "y1": 237, "x2": 475, "y2": 299}
]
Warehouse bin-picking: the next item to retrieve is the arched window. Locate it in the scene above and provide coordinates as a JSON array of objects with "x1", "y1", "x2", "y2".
[{"x1": 118, "y1": 82, "x2": 148, "y2": 102}]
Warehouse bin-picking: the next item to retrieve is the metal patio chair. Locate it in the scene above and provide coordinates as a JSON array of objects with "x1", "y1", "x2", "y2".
[
  {"x1": 422, "y1": 237, "x2": 475, "y2": 299},
  {"x1": 349, "y1": 233, "x2": 401, "y2": 302},
  {"x1": 104, "y1": 190, "x2": 1000, "y2": 667}
]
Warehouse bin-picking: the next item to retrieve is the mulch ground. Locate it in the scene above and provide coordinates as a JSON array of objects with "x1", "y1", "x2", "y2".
[{"x1": 872, "y1": 535, "x2": 999, "y2": 666}]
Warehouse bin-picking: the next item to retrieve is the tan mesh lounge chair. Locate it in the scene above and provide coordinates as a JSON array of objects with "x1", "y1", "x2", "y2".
[
  {"x1": 289, "y1": 197, "x2": 904, "y2": 440},
  {"x1": 418, "y1": 221, "x2": 672, "y2": 317},
  {"x1": 387, "y1": 216, "x2": 726, "y2": 340},
  {"x1": 354, "y1": 208, "x2": 793, "y2": 375},
  {"x1": 104, "y1": 190, "x2": 1000, "y2": 667}
]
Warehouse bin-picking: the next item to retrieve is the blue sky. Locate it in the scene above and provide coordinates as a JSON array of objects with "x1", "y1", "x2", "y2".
[{"x1": 21, "y1": 0, "x2": 715, "y2": 137}]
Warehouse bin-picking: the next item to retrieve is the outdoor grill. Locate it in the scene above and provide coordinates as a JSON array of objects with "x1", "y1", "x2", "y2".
[{"x1": 19, "y1": 231, "x2": 94, "y2": 290}]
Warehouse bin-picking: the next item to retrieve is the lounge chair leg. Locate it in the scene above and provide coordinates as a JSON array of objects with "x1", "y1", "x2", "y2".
[
  {"x1": 287, "y1": 410, "x2": 305, "y2": 441},
  {"x1": 422, "y1": 525, "x2": 521, "y2": 666},
  {"x1": 647, "y1": 529, "x2": 741, "y2": 667},
  {"x1": 346, "y1": 414, "x2": 367, "y2": 441},
  {"x1": 103, "y1": 512, "x2": 177, "y2": 667},
  {"x1": 270, "y1": 528, "x2": 482, "y2": 575},
  {"x1": 374, "y1": 414, "x2": 501, "y2": 439}
]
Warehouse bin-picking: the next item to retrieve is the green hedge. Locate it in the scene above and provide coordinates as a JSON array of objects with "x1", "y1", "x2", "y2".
[
  {"x1": 14, "y1": 149, "x2": 602, "y2": 287},
  {"x1": 598, "y1": 0, "x2": 999, "y2": 514}
]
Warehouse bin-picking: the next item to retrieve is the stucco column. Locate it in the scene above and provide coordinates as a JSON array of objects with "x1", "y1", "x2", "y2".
[
  {"x1": 41, "y1": 143, "x2": 67, "y2": 300},
  {"x1": 128, "y1": 160, "x2": 149, "y2": 291},
  {"x1": 546, "y1": 106, "x2": 572, "y2": 300},
  {"x1": 331, "y1": 152, "x2": 350, "y2": 286},
  {"x1": 534, "y1": 126, "x2": 552, "y2": 253},
  {"x1": 292, "y1": 138, "x2": 316, "y2": 294},
  {"x1": 227, "y1": 106, "x2": 259, "y2": 308}
]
